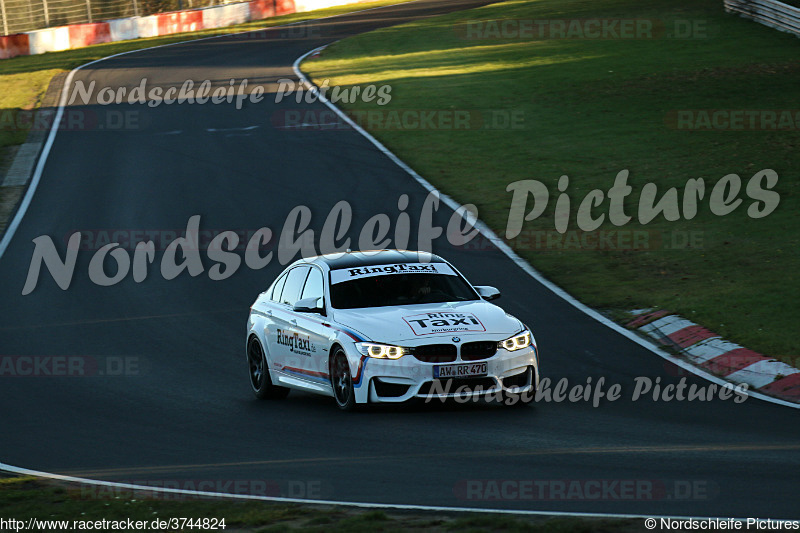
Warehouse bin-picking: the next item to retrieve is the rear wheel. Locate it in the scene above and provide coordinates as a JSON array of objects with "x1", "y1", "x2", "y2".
[
  {"x1": 331, "y1": 348, "x2": 357, "y2": 411},
  {"x1": 248, "y1": 337, "x2": 290, "y2": 400}
]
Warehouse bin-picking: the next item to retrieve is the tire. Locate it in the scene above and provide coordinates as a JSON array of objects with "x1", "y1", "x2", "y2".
[
  {"x1": 330, "y1": 348, "x2": 357, "y2": 411},
  {"x1": 247, "y1": 337, "x2": 290, "y2": 400}
]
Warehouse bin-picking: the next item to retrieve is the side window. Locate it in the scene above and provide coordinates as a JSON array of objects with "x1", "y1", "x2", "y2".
[
  {"x1": 300, "y1": 268, "x2": 324, "y2": 305},
  {"x1": 269, "y1": 272, "x2": 288, "y2": 302},
  {"x1": 280, "y1": 266, "x2": 311, "y2": 307}
]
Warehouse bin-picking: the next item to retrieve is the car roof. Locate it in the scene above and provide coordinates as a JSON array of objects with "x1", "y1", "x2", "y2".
[{"x1": 300, "y1": 250, "x2": 448, "y2": 271}]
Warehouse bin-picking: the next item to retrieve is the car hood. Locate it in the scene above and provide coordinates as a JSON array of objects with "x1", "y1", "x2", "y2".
[{"x1": 331, "y1": 300, "x2": 524, "y2": 344}]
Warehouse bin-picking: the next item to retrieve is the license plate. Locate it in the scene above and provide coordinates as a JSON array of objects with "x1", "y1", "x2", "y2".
[{"x1": 434, "y1": 362, "x2": 488, "y2": 379}]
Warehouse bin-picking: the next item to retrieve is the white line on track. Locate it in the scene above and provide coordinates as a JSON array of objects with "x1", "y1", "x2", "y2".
[
  {"x1": 0, "y1": 462, "x2": 761, "y2": 521},
  {"x1": 206, "y1": 125, "x2": 260, "y2": 133}
]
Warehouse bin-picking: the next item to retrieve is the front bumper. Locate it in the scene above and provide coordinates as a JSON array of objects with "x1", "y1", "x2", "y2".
[{"x1": 354, "y1": 346, "x2": 539, "y2": 404}]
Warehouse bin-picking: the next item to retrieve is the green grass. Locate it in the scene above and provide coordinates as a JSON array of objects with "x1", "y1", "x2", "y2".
[
  {"x1": 0, "y1": 475, "x2": 642, "y2": 532},
  {"x1": 303, "y1": 0, "x2": 800, "y2": 358},
  {"x1": 0, "y1": 0, "x2": 418, "y2": 166}
]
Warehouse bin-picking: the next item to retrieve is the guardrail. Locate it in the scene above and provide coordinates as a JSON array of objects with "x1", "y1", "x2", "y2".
[
  {"x1": 0, "y1": 0, "x2": 365, "y2": 59},
  {"x1": 0, "y1": 0, "x2": 279, "y2": 58},
  {"x1": 724, "y1": 0, "x2": 800, "y2": 37},
  {"x1": 0, "y1": 0, "x2": 224, "y2": 37}
]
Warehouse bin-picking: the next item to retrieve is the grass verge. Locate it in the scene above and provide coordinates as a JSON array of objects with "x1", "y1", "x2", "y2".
[
  {"x1": 302, "y1": 0, "x2": 800, "y2": 358},
  {"x1": 0, "y1": 475, "x2": 642, "y2": 532}
]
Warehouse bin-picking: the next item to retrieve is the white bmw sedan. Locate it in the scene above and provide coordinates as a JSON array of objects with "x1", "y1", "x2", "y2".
[{"x1": 246, "y1": 250, "x2": 539, "y2": 410}]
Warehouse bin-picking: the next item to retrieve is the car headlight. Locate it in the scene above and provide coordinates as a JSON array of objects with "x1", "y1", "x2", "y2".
[
  {"x1": 356, "y1": 343, "x2": 408, "y2": 359},
  {"x1": 499, "y1": 330, "x2": 532, "y2": 351}
]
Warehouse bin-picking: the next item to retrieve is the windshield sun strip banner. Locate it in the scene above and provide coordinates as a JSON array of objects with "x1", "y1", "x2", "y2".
[{"x1": 330, "y1": 263, "x2": 457, "y2": 284}]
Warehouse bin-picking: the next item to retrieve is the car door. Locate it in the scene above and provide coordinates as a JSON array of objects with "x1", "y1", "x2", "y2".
[
  {"x1": 258, "y1": 270, "x2": 287, "y2": 371},
  {"x1": 266, "y1": 265, "x2": 310, "y2": 373},
  {"x1": 292, "y1": 266, "x2": 331, "y2": 383}
]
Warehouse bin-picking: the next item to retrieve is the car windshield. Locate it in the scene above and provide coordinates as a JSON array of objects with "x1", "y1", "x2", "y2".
[{"x1": 330, "y1": 273, "x2": 479, "y2": 309}]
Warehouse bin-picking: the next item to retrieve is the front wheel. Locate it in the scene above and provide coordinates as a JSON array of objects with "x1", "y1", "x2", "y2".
[
  {"x1": 331, "y1": 348, "x2": 357, "y2": 411},
  {"x1": 248, "y1": 337, "x2": 290, "y2": 400}
]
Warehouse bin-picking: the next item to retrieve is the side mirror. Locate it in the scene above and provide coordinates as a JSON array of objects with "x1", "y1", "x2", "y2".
[
  {"x1": 475, "y1": 286, "x2": 501, "y2": 301},
  {"x1": 293, "y1": 297, "x2": 326, "y2": 315}
]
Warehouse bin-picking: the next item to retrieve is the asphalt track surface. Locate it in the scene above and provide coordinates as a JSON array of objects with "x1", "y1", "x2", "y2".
[{"x1": 1, "y1": 0, "x2": 799, "y2": 519}]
